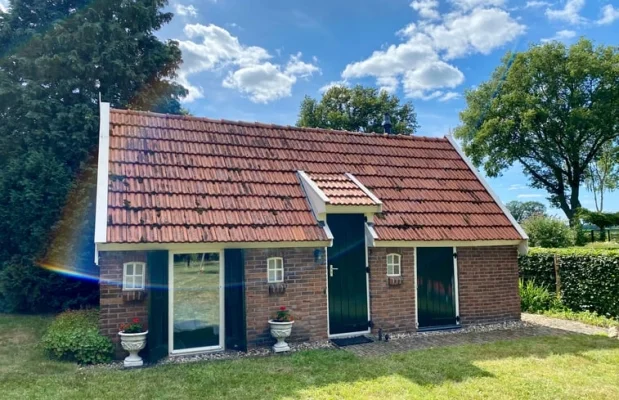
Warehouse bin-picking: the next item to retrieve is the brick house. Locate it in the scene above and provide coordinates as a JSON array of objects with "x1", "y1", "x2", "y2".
[{"x1": 94, "y1": 103, "x2": 527, "y2": 360}]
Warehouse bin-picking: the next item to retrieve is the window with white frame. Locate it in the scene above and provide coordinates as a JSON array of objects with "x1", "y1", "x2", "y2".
[
  {"x1": 123, "y1": 262, "x2": 146, "y2": 290},
  {"x1": 267, "y1": 257, "x2": 284, "y2": 283},
  {"x1": 386, "y1": 254, "x2": 401, "y2": 276}
]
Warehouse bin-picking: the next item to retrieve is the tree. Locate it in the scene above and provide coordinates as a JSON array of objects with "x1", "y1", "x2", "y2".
[
  {"x1": 521, "y1": 216, "x2": 575, "y2": 248},
  {"x1": 0, "y1": 0, "x2": 187, "y2": 312},
  {"x1": 297, "y1": 85, "x2": 419, "y2": 134},
  {"x1": 506, "y1": 201, "x2": 547, "y2": 222},
  {"x1": 579, "y1": 209, "x2": 619, "y2": 240},
  {"x1": 454, "y1": 39, "x2": 619, "y2": 224},
  {"x1": 584, "y1": 143, "x2": 619, "y2": 211}
]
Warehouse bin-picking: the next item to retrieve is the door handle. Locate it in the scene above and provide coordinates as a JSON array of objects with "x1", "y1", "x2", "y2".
[{"x1": 329, "y1": 265, "x2": 338, "y2": 277}]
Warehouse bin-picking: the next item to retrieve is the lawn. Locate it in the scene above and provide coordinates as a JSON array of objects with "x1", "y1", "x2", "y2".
[{"x1": 2, "y1": 314, "x2": 619, "y2": 399}]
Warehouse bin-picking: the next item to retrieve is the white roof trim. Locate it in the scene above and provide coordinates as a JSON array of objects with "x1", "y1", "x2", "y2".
[
  {"x1": 97, "y1": 240, "x2": 332, "y2": 252},
  {"x1": 345, "y1": 172, "x2": 383, "y2": 207},
  {"x1": 297, "y1": 170, "x2": 328, "y2": 221},
  {"x1": 94, "y1": 102, "x2": 110, "y2": 247},
  {"x1": 446, "y1": 135, "x2": 529, "y2": 241},
  {"x1": 373, "y1": 239, "x2": 522, "y2": 248},
  {"x1": 365, "y1": 223, "x2": 378, "y2": 247}
]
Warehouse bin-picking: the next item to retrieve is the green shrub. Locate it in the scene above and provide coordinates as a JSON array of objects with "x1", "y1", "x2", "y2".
[
  {"x1": 521, "y1": 216, "x2": 575, "y2": 248},
  {"x1": 519, "y1": 279, "x2": 561, "y2": 313},
  {"x1": 42, "y1": 309, "x2": 113, "y2": 364},
  {"x1": 519, "y1": 248, "x2": 619, "y2": 318}
]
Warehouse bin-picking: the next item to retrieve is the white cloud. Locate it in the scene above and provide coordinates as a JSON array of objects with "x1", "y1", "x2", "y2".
[
  {"x1": 223, "y1": 63, "x2": 297, "y2": 103},
  {"x1": 341, "y1": 5, "x2": 524, "y2": 100},
  {"x1": 177, "y1": 24, "x2": 319, "y2": 103},
  {"x1": 508, "y1": 184, "x2": 528, "y2": 191},
  {"x1": 427, "y1": 8, "x2": 526, "y2": 59},
  {"x1": 0, "y1": 0, "x2": 7, "y2": 12},
  {"x1": 285, "y1": 52, "x2": 321, "y2": 78},
  {"x1": 525, "y1": 1, "x2": 550, "y2": 8},
  {"x1": 319, "y1": 81, "x2": 348, "y2": 93},
  {"x1": 545, "y1": 0, "x2": 586, "y2": 25},
  {"x1": 540, "y1": 29, "x2": 577, "y2": 43},
  {"x1": 518, "y1": 194, "x2": 544, "y2": 198},
  {"x1": 174, "y1": 4, "x2": 198, "y2": 17},
  {"x1": 438, "y1": 91, "x2": 461, "y2": 101},
  {"x1": 402, "y1": 61, "x2": 464, "y2": 98},
  {"x1": 410, "y1": 0, "x2": 440, "y2": 20},
  {"x1": 597, "y1": 4, "x2": 619, "y2": 25},
  {"x1": 450, "y1": 0, "x2": 505, "y2": 11}
]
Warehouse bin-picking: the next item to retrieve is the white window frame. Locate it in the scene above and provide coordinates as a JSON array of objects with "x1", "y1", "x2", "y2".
[
  {"x1": 122, "y1": 262, "x2": 146, "y2": 291},
  {"x1": 267, "y1": 257, "x2": 284, "y2": 283},
  {"x1": 386, "y1": 253, "x2": 401, "y2": 277}
]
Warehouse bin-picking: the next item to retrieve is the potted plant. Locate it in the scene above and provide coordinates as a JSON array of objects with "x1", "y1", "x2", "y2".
[
  {"x1": 268, "y1": 306, "x2": 294, "y2": 353},
  {"x1": 118, "y1": 318, "x2": 148, "y2": 367}
]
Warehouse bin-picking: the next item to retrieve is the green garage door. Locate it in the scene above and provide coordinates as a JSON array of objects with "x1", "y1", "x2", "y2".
[
  {"x1": 327, "y1": 214, "x2": 368, "y2": 335},
  {"x1": 416, "y1": 247, "x2": 457, "y2": 328}
]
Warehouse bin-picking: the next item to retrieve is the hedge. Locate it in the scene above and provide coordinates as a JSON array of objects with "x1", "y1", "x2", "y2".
[{"x1": 519, "y1": 248, "x2": 619, "y2": 318}]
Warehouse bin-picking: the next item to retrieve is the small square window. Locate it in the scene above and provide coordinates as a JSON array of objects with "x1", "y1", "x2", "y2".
[
  {"x1": 267, "y1": 257, "x2": 284, "y2": 283},
  {"x1": 123, "y1": 262, "x2": 146, "y2": 291},
  {"x1": 386, "y1": 254, "x2": 401, "y2": 276}
]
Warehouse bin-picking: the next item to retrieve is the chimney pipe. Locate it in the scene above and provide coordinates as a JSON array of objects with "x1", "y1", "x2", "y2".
[{"x1": 382, "y1": 113, "x2": 392, "y2": 134}]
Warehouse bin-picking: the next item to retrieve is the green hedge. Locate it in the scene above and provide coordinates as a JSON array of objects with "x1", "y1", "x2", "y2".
[
  {"x1": 42, "y1": 309, "x2": 113, "y2": 364},
  {"x1": 519, "y1": 248, "x2": 619, "y2": 318}
]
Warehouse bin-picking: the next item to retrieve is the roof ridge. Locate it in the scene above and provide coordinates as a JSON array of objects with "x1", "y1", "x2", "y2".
[{"x1": 110, "y1": 107, "x2": 447, "y2": 143}]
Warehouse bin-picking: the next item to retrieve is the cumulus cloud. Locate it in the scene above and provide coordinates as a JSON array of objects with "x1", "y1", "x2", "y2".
[
  {"x1": 340, "y1": 4, "x2": 524, "y2": 100},
  {"x1": 540, "y1": 29, "x2": 577, "y2": 43},
  {"x1": 410, "y1": 0, "x2": 440, "y2": 20},
  {"x1": 177, "y1": 24, "x2": 319, "y2": 103},
  {"x1": 438, "y1": 91, "x2": 461, "y2": 102},
  {"x1": 545, "y1": 0, "x2": 586, "y2": 25},
  {"x1": 319, "y1": 81, "x2": 348, "y2": 93},
  {"x1": 524, "y1": 1, "x2": 550, "y2": 8},
  {"x1": 597, "y1": 4, "x2": 619, "y2": 25},
  {"x1": 174, "y1": 4, "x2": 198, "y2": 17},
  {"x1": 450, "y1": 0, "x2": 505, "y2": 11}
]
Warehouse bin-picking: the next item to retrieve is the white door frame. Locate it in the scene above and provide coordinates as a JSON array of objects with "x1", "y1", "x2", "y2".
[
  {"x1": 414, "y1": 246, "x2": 460, "y2": 330},
  {"x1": 326, "y1": 220, "x2": 371, "y2": 338},
  {"x1": 168, "y1": 250, "x2": 225, "y2": 355}
]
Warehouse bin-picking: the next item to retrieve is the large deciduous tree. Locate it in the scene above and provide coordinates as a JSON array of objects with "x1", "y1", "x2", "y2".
[
  {"x1": 584, "y1": 143, "x2": 619, "y2": 212},
  {"x1": 454, "y1": 39, "x2": 619, "y2": 224},
  {"x1": 297, "y1": 85, "x2": 419, "y2": 134},
  {"x1": 505, "y1": 200, "x2": 547, "y2": 223},
  {"x1": 0, "y1": 0, "x2": 187, "y2": 312}
]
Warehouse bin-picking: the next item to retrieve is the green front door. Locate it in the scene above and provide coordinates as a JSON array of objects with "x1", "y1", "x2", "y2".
[
  {"x1": 416, "y1": 247, "x2": 457, "y2": 328},
  {"x1": 327, "y1": 214, "x2": 368, "y2": 335}
]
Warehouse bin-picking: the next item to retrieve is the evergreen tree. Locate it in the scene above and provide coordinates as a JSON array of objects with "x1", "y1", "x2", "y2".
[{"x1": 0, "y1": 0, "x2": 187, "y2": 311}]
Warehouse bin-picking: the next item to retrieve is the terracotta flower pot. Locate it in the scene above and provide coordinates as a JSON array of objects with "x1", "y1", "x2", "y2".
[
  {"x1": 118, "y1": 330, "x2": 148, "y2": 367},
  {"x1": 268, "y1": 320, "x2": 294, "y2": 353}
]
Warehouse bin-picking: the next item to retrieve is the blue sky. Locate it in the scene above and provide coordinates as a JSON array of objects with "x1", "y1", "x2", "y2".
[{"x1": 152, "y1": 0, "x2": 619, "y2": 217}]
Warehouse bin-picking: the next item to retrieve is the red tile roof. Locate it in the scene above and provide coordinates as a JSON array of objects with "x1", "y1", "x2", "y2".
[
  {"x1": 307, "y1": 173, "x2": 379, "y2": 206},
  {"x1": 104, "y1": 108, "x2": 523, "y2": 243}
]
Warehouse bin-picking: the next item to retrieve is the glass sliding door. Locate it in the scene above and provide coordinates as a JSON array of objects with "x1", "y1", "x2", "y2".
[{"x1": 170, "y1": 252, "x2": 224, "y2": 353}]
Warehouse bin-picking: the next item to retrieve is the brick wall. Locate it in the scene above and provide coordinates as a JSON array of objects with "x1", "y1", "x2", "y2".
[
  {"x1": 457, "y1": 245, "x2": 521, "y2": 324},
  {"x1": 98, "y1": 251, "x2": 149, "y2": 356},
  {"x1": 244, "y1": 248, "x2": 328, "y2": 347},
  {"x1": 368, "y1": 247, "x2": 416, "y2": 334}
]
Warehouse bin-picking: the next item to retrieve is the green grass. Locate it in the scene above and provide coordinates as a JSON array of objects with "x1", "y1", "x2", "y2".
[
  {"x1": 2, "y1": 314, "x2": 619, "y2": 399},
  {"x1": 585, "y1": 241, "x2": 619, "y2": 249},
  {"x1": 541, "y1": 309, "x2": 619, "y2": 328}
]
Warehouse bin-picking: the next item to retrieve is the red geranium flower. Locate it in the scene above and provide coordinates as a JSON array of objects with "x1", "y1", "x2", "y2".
[
  {"x1": 132, "y1": 317, "x2": 140, "y2": 323},
  {"x1": 280, "y1": 306, "x2": 286, "y2": 311}
]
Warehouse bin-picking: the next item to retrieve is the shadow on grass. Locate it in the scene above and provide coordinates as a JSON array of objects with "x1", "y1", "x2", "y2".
[{"x1": 121, "y1": 333, "x2": 619, "y2": 399}]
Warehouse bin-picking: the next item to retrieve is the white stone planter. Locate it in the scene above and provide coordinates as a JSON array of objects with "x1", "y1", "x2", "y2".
[
  {"x1": 118, "y1": 330, "x2": 148, "y2": 367},
  {"x1": 268, "y1": 320, "x2": 294, "y2": 353}
]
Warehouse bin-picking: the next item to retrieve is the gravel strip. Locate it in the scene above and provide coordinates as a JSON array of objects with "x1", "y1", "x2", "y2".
[
  {"x1": 383, "y1": 320, "x2": 533, "y2": 341},
  {"x1": 521, "y1": 313, "x2": 609, "y2": 336},
  {"x1": 82, "y1": 340, "x2": 334, "y2": 370}
]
